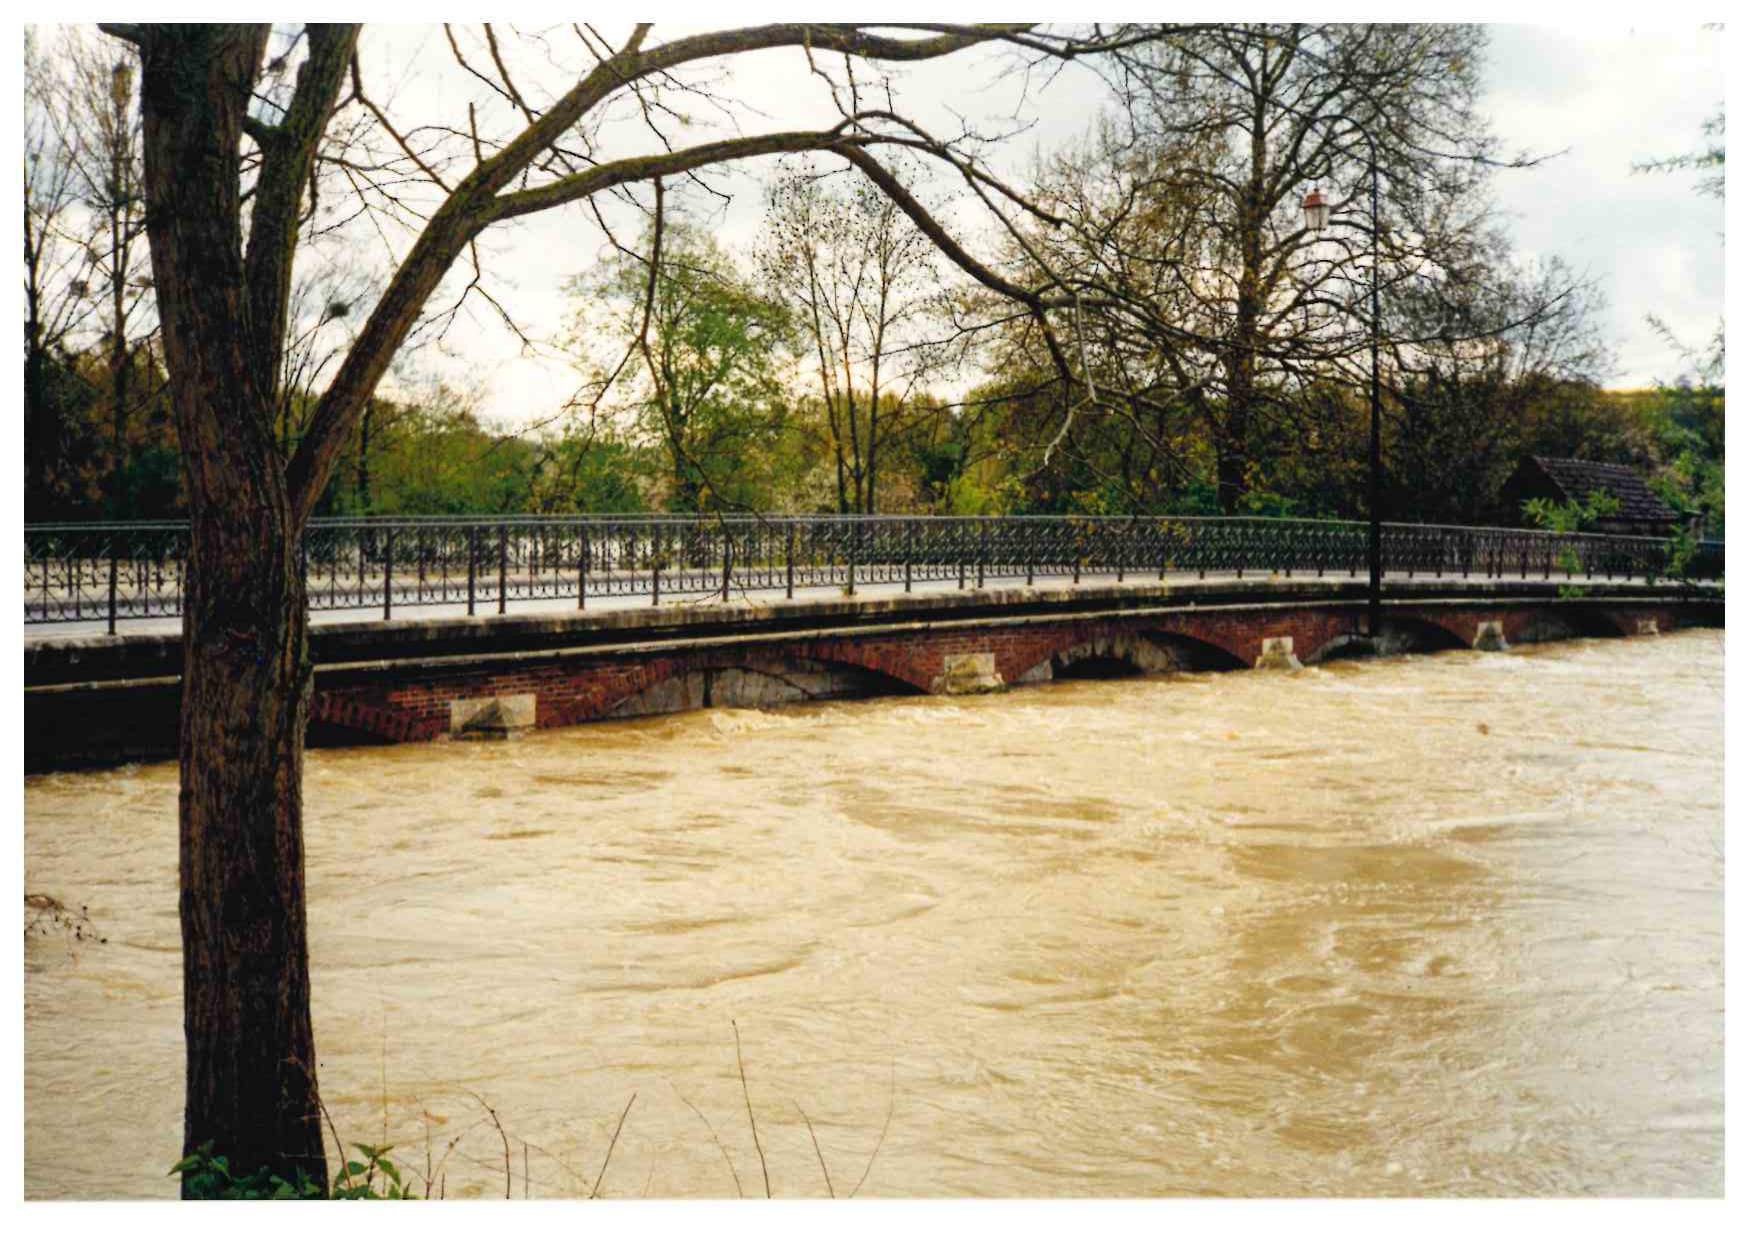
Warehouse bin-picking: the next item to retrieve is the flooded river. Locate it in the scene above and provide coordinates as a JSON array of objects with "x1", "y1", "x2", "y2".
[{"x1": 24, "y1": 630, "x2": 1724, "y2": 1197}]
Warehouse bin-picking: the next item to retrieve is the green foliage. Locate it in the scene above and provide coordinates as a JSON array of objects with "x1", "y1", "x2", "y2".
[
  {"x1": 567, "y1": 220, "x2": 797, "y2": 513},
  {"x1": 1521, "y1": 488, "x2": 1620, "y2": 534},
  {"x1": 25, "y1": 344, "x2": 181, "y2": 521},
  {"x1": 526, "y1": 434, "x2": 655, "y2": 514},
  {"x1": 1522, "y1": 489, "x2": 1620, "y2": 598},
  {"x1": 1640, "y1": 380, "x2": 1725, "y2": 537},
  {"x1": 173, "y1": 1141, "x2": 413, "y2": 1201},
  {"x1": 1660, "y1": 527, "x2": 1702, "y2": 586},
  {"x1": 944, "y1": 472, "x2": 1025, "y2": 516}
]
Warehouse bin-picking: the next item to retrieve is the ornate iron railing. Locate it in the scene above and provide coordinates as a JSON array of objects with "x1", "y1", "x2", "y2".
[{"x1": 22, "y1": 513, "x2": 1723, "y2": 629}]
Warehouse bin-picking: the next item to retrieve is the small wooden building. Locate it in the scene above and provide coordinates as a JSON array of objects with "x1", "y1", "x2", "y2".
[{"x1": 1499, "y1": 456, "x2": 1679, "y2": 537}]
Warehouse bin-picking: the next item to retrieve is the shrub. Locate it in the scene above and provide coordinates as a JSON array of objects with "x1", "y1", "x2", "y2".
[{"x1": 172, "y1": 1142, "x2": 412, "y2": 1200}]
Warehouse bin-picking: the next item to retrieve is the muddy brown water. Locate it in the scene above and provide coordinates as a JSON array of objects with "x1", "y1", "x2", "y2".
[{"x1": 24, "y1": 630, "x2": 1723, "y2": 1197}]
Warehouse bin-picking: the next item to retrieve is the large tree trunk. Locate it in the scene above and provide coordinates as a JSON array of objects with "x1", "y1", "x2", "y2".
[
  {"x1": 179, "y1": 504, "x2": 325, "y2": 1194},
  {"x1": 1220, "y1": 192, "x2": 1262, "y2": 515},
  {"x1": 1217, "y1": 348, "x2": 1254, "y2": 515},
  {"x1": 136, "y1": 24, "x2": 328, "y2": 1193},
  {"x1": 1216, "y1": 83, "x2": 1270, "y2": 517},
  {"x1": 25, "y1": 322, "x2": 53, "y2": 513}
]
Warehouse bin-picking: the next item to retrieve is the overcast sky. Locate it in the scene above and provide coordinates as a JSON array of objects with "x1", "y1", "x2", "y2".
[{"x1": 348, "y1": 23, "x2": 1726, "y2": 428}]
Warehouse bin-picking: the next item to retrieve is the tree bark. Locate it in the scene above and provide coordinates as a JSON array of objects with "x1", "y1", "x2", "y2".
[
  {"x1": 25, "y1": 314, "x2": 53, "y2": 511},
  {"x1": 1218, "y1": 348, "x2": 1254, "y2": 515},
  {"x1": 135, "y1": 24, "x2": 328, "y2": 1193},
  {"x1": 1217, "y1": 89, "x2": 1269, "y2": 517},
  {"x1": 179, "y1": 515, "x2": 324, "y2": 1194}
]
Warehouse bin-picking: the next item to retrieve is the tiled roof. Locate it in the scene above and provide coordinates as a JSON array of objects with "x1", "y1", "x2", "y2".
[{"x1": 1530, "y1": 456, "x2": 1679, "y2": 524}]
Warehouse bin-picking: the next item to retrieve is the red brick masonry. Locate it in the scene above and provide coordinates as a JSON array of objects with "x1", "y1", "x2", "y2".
[{"x1": 308, "y1": 600, "x2": 1689, "y2": 745}]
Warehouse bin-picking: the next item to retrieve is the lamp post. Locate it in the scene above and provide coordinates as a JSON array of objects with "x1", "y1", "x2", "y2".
[{"x1": 1302, "y1": 132, "x2": 1383, "y2": 640}]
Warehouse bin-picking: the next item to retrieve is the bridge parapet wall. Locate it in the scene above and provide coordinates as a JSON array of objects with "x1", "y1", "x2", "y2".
[{"x1": 23, "y1": 580, "x2": 1720, "y2": 769}]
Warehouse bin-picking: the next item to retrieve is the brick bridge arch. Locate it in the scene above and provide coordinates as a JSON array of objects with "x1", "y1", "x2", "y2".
[
  {"x1": 580, "y1": 648, "x2": 926, "y2": 721},
  {"x1": 1306, "y1": 613, "x2": 1469, "y2": 662},
  {"x1": 1011, "y1": 626, "x2": 1250, "y2": 684},
  {"x1": 1392, "y1": 603, "x2": 1638, "y2": 649},
  {"x1": 309, "y1": 691, "x2": 432, "y2": 744}
]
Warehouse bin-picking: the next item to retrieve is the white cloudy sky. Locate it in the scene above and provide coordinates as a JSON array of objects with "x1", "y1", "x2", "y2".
[{"x1": 335, "y1": 20, "x2": 1726, "y2": 428}]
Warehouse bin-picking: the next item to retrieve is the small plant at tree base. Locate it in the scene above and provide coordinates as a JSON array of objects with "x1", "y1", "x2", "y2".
[{"x1": 173, "y1": 1142, "x2": 412, "y2": 1200}]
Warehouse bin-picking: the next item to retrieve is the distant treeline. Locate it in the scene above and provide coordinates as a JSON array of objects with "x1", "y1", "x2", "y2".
[{"x1": 24, "y1": 338, "x2": 1722, "y2": 536}]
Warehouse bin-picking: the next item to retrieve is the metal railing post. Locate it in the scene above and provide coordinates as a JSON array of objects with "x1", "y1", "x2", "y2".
[
  {"x1": 785, "y1": 522, "x2": 795, "y2": 599},
  {"x1": 847, "y1": 520, "x2": 857, "y2": 597},
  {"x1": 905, "y1": 521, "x2": 914, "y2": 593},
  {"x1": 467, "y1": 525, "x2": 477, "y2": 616},
  {"x1": 578, "y1": 522, "x2": 588, "y2": 610},
  {"x1": 383, "y1": 528, "x2": 394, "y2": 621},
  {"x1": 722, "y1": 524, "x2": 733, "y2": 602},
  {"x1": 106, "y1": 543, "x2": 118, "y2": 635},
  {"x1": 977, "y1": 522, "x2": 987, "y2": 589},
  {"x1": 497, "y1": 523, "x2": 508, "y2": 615}
]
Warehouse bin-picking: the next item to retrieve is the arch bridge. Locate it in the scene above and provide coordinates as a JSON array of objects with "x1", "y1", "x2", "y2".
[{"x1": 24, "y1": 528, "x2": 1723, "y2": 769}]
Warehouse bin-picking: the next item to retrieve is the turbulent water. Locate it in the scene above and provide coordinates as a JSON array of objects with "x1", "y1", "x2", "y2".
[{"x1": 24, "y1": 629, "x2": 1724, "y2": 1198}]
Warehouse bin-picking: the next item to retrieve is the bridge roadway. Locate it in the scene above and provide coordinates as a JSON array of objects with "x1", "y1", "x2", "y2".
[{"x1": 23, "y1": 569, "x2": 1724, "y2": 771}]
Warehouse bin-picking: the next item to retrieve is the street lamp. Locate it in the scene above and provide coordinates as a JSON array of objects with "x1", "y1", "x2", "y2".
[{"x1": 1302, "y1": 145, "x2": 1383, "y2": 641}]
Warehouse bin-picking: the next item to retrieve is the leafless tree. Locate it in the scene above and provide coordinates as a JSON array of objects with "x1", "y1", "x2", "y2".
[
  {"x1": 23, "y1": 29, "x2": 102, "y2": 503},
  {"x1": 42, "y1": 28, "x2": 162, "y2": 513},
  {"x1": 757, "y1": 160, "x2": 960, "y2": 512},
  {"x1": 966, "y1": 23, "x2": 1582, "y2": 512}
]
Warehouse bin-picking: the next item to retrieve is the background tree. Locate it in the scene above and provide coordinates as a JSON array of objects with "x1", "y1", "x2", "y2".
[
  {"x1": 1384, "y1": 252, "x2": 1614, "y2": 524},
  {"x1": 24, "y1": 29, "x2": 101, "y2": 512},
  {"x1": 982, "y1": 24, "x2": 1568, "y2": 514},
  {"x1": 1633, "y1": 95, "x2": 1725, "y2": 535},
  {"x1": 50, "y1": 30, "x2": 161, "y2": 519},
  {"x1": 757, "y1": 162, "x2": 957, "y2": 513},
  {"x1": 570, "y1": 215, "x2": 795, "y2": 511}
]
